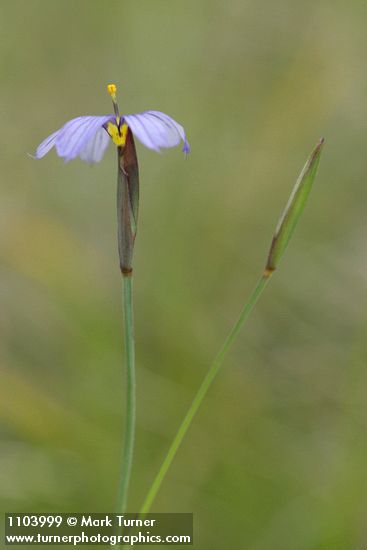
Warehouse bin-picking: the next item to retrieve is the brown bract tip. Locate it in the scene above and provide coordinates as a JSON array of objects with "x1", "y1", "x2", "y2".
[
  {"x1": 121, "y1": 266, "x2": 133, "y2": 277},
  {"x1": 263, "y1": 267, "x2": 275, "y2": 278}
]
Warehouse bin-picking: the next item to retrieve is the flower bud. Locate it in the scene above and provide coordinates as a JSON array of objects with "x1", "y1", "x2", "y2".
[{"x1": 265, "y1": 138, "x2": 324, "y2": 275}]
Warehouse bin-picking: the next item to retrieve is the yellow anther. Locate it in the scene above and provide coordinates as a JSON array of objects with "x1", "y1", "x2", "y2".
[
  {"x1": 107, "y1": 84, "x2": 117, "y2": 109},
  {"x1": 107, "y1": 83, "x2": 117, "y2": 95},
  {"x1": 107, "y1": 122, "x2": 128, "y2": 147},
  {"x1": 107, "y1": 82, "x2": 121, "y2": 122},
  {"x1": 120, "y1": 123, "x2": 128, "y2": 143}
]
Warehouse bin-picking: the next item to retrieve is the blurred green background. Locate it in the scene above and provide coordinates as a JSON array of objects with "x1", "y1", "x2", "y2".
[{"x1": 1, "y1": 0, "x2": 367, "y2": 548}]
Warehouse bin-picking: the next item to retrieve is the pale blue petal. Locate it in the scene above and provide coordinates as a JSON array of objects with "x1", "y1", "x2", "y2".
[
  {"x1": 55, "y1": 115, "x2": 113, "y2": 161},
  {"x1": 34, "y1": 130, "x2": 59, "y2": 159},
  {"x1": 123, "y1": 111, "x2": 190, "y2": 153},
  {"x1": 79, "y1": 127, "x2": 110, "y2": 163}
]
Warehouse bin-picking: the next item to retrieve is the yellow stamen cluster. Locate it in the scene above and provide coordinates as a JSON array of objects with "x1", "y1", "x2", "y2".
[
  {"x1": 107, "y1": 121, "x2": 128, "y2": 147},
  {"x1": 106, "y1": 84, "x2": 128, "y2": 146}
]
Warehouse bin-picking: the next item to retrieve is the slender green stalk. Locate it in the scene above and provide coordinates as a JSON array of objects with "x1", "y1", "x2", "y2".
[
  {"x1": 117, "y1": 274, "x2": 136, "y2": 514},
  {"x1": 139, "y1": 138, "x2": 323, "y2": 515},
  {"x1": 140, "y1": 273, "x2": 272, "y2": 515}
]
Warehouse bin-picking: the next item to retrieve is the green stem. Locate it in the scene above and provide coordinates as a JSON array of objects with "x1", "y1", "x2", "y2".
[
  {"x1": 140, "y1": 273, "x2": 272, "y2": 515},
  {"x1": 117, "y1": 274, "x2": 136, "y2": 514}
]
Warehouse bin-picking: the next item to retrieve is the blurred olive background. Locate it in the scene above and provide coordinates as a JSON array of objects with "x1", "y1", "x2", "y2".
[{"x1": 1, "y1": 0, "x2": 367, "y2": 548}]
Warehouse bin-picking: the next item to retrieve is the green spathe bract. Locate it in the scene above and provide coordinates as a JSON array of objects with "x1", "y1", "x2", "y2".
[
  {"x1": 140, "y1": 138, "x2": 325, "y2": 516},
  {"x1": 117, "y1": 129, "x2": 139, "y2": 275},
  {"x1": 265, "y1": 138, "x2": 324, "y2": 273}
]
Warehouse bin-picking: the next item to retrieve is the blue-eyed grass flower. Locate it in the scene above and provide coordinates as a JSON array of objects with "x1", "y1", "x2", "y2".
[{"x1": 33, "y1": 84, "x2": 190, "y2": 516}]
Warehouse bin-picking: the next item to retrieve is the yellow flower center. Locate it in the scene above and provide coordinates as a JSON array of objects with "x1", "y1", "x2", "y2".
[{"x1": 107, "y1": 121, "x2": 128, "y2": 147}]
